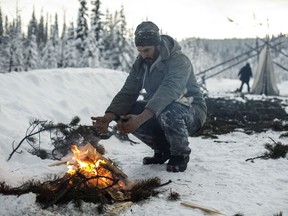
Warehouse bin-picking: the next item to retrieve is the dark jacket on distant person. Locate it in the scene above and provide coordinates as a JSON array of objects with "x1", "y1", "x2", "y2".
[{"x1": 238, "y1": 63, "x2": 252, "y2": 83}]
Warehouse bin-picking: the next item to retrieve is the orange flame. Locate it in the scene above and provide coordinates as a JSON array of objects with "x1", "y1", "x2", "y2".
[{"x1": 67, "y1": 144, "x2": 113, "y2": 188}]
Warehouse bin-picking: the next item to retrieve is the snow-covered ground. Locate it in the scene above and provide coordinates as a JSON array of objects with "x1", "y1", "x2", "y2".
[{"x1": 0, "y1": 68, "x2": 287, "y2": 216}]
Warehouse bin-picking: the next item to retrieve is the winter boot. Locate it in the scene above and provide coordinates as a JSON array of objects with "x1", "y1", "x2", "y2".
[
  {"x1": 143, "y1": 152, "x2": 170, "y2": 165},
  {"x1": 166, "y1": 155, "x2": 190, "y2": 172}
]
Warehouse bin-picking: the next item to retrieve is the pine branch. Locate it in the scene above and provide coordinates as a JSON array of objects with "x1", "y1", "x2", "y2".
[
  {"x1": 7, "y1": 126, "x2": 53, "y2": 161},
  {"x1": 246, "y1": 138, "x2": 288, "y2": 162},
  {"x1": 7, "y1": 116, "x2": 138, "y2": 161}
]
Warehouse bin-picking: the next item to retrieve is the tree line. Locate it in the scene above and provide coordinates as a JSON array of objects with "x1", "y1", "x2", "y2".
[
  {"x1": 0, "y1": 0, "x2": 137, "y2": 73},
  {"x1": 1, "y1": 0, "x2": 287, "y2": 81}
]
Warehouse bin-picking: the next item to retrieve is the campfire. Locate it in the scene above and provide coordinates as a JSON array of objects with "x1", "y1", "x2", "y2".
[
  {"x1": 66, "y1": 143, "x2": 128, "y2": 189},
  {"x1": 1, "y1": 117, "x2": 172, "y2": 214},
  {"x1": 1, "y1": 142, "x2": 169, "y2": 214}
]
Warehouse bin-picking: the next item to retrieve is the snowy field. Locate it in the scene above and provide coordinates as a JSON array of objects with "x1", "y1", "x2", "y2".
[{"x1": 0, "y1": 68, "x2": 287, "y2": 216}]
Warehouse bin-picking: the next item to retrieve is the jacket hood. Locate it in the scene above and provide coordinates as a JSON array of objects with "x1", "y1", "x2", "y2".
[{"x1": 159, "y1": 35, "x2": 182, "y2": 61}]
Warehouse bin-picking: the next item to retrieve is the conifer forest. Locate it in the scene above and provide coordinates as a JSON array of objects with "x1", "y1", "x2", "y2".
[{"x1": 0, "y1": 0, "x2": 288, "y2": 81}]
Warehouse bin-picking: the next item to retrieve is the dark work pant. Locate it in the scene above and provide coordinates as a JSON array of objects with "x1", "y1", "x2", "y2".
[
  {"x1": 128, "y1": 101, "x2": 202, "y2": 156},
  {"x1": 239, "y1": 81, "x2": 250, "y2": 92}
]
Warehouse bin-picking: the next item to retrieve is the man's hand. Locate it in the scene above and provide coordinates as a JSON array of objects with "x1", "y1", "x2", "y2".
[
  {"x1": 91, "y1": 113, "x2": 117, "y2": 134},
  {"x1": 116, "y1": 109, "x2": 154, "y2": 133},
  {"x1": 116, "y1": 115, "x2": 142, "y2": 133}
]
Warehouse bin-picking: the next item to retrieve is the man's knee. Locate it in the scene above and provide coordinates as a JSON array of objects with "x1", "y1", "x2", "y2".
[{"x1": 157, "y1": 103, "x2": 187, "y2": 129}]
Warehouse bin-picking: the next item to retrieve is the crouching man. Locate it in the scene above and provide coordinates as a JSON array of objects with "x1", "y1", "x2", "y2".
[{"x1": 91, "y1": 21, "x2": 207, "y2": 172}]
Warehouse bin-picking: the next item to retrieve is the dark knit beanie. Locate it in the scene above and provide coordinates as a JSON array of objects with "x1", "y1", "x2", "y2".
[{"x1": 134, "y1": 21, "x2": 161, "y2": 46}]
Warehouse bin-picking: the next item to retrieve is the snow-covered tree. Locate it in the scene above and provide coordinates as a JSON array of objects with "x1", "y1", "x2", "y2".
[
  {"x1": 41, "y1": 15, "x2": 59, "y2": 69},
  {"x1": 63, "y1": 22, "x2": 77, "y2": 67},
  {"x1": 41, "y1": 39, "x2": 57, "y2": 69},
  {"x1": 58, "y1": 14, "x2": 67, "y2": 68},
  {"x1": 75, "y1": 0, "x2": 89, "y2": 64},
  {"x1": 116, "y1": 5, "x2": 136, "y2": 72},
  {"x1": 0, "y1": 35, "x2": 10, "y2": 72},
  {"x1": 24, "y1": 11, "x2": 39, "y2": 71},
  {"x1": 27, "y1": 9, "x2": 37, "y2": 40},
  {"x1": 37, "y1": 13, "x2": 46, "y2": 47},
  {"x1": 0, "y1": 7, "x2": 3, "y2": 44},
  {"x1": 91, "y1": 0, "x2": 102, "y2": 42},
  {"x1": 51, "y1": 13, "x2": 59, "y2": 46},
  {"x1": 7, "y1": 14, "x2": 24, "y2": 72},
  {"x1": 102, "y1": 8, "x2": 135, "y2": 71},
  {"x1": 82, "y1": 30, "x2": 100, "y2": 67},
  {"x1": 24, "y1": 34, "x2": 38, "y2": 71},
  {"x1": 87, "y1": 0, "x2": 106, "y2": 67},
  {"x1": 51, "y1": 14, "x2": 62, "y2": 67}
]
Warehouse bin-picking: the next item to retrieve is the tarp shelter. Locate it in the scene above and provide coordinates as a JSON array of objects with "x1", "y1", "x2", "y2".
[{"x1": 251, "y1": 44, "x2": 279, "y2": 96}]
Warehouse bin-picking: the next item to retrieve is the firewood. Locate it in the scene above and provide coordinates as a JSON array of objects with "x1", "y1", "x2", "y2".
[
  {"x1": 180, "y1": 201, "x2": 226, "y2": 215},
  {"x1": 84, "y1": 143, "x2": 129, "y2": 184},
  {"x1": 106, "y1": 201, "x2": 133, "y2": 216},
  {"x1": 49, "y1": 143, "x2": 129, "y2": 185},
  {"x1": 48, "y1": 160, "x2": 68, "y2": 167}
]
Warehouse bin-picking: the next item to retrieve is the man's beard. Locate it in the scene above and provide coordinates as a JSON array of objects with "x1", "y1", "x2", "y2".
[
  {"x1": 144, "y1": 58, "x2": 154, "y2": 65},
  {"x1": 144, "y1": 48, "x2": 159, "y2": 66}
]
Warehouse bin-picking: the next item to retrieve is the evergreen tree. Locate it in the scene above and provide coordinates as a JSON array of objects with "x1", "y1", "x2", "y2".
[
  {"x1": 119, "y1": 5, "x2": 127, "y2": 37},
  {"x1": 4, "y1": 16, "x2": 8, "y2": 34},
  {"x1": 37, "y1": 12, "x2": 46, "y2": 47},
  {"x1": 58, "y1": 13, "x2": 67, "y2": 68},
  {"x1": 82, "y1": 30, "x2": 100, "y2": 67},
  {"x1": 0, "y1": 16, "x2": 10, "y2": 72},
  {"x1": 27, "y1": 9, "x2": 37, "y2": 40},
  {"x1": 116, "y1": 5, "x2": 136, "y2": 71},
  {"x1": 91, "y1": 0, "x2": 102, "y2": 41},
  {"x1": 44, "y1": 14, "x2": 49, "y2": 45},
  {"x1": 52, "y1": 13, "x2": 59, "y2": 46},
  {"x1": 51, "y1": 13, "x2": 61, "y2": 67},
  {"x1": 40, "y1": 14, "x2": 58, "y2": 69},
  {"x1": 102, "y1": 9, "x2": 135, "y2": 71},
  {"x1": 24, "y1": 34, "x2": 38, "y2": 71},
  {"x1": 7, "y1": 13, "x2": 24, "y2": 72},
  {"x1": 63, "y1": 22, "x2": 77, "y2": 67},
  {"x1": 61, "y1": 13, "x2": 67, "y2": 40},
  {"x1": 89, "y1": 0, "x2": 105, "y2": 67},
  {"x1": 0, "y1": 35, "x2": 10, "y2": 72},
  {"x1": 101, "y1": 10, "x2": 114, "y2": 68},
  {"x1": 75, "y1": 0, "x2": 89, "y2": 62},
  {"x1": 24, "y1": 11, "x2": 39, "y2": 71},
  {"x1": 41, "y1": 38, "x2": 57, "y2": 69},
  {"x1": 0, "y1": 7, "x2": 3, "y2": 44}
]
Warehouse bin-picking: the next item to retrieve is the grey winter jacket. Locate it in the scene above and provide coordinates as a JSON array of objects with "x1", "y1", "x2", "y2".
[{"x1": 106, "y1": 35, "x2": 207, "y2": 126}]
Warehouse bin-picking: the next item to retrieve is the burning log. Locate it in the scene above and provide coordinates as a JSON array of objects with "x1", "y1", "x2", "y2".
[
  {"x1": 66, "y1": 143, "x2": 129, "y2": 185},
  {"x1": 36, "y1": 143, "x2": 132, "y2": 209}
]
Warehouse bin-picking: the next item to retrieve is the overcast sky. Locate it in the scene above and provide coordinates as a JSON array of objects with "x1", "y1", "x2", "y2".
[{"x1": 1, "y1": 0, "x2": 288, "y2": 39}]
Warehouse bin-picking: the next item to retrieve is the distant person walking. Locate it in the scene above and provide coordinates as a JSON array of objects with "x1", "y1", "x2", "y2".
[{"x1": 238, "y1": 63, "x2": 252, "y2": 92}]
